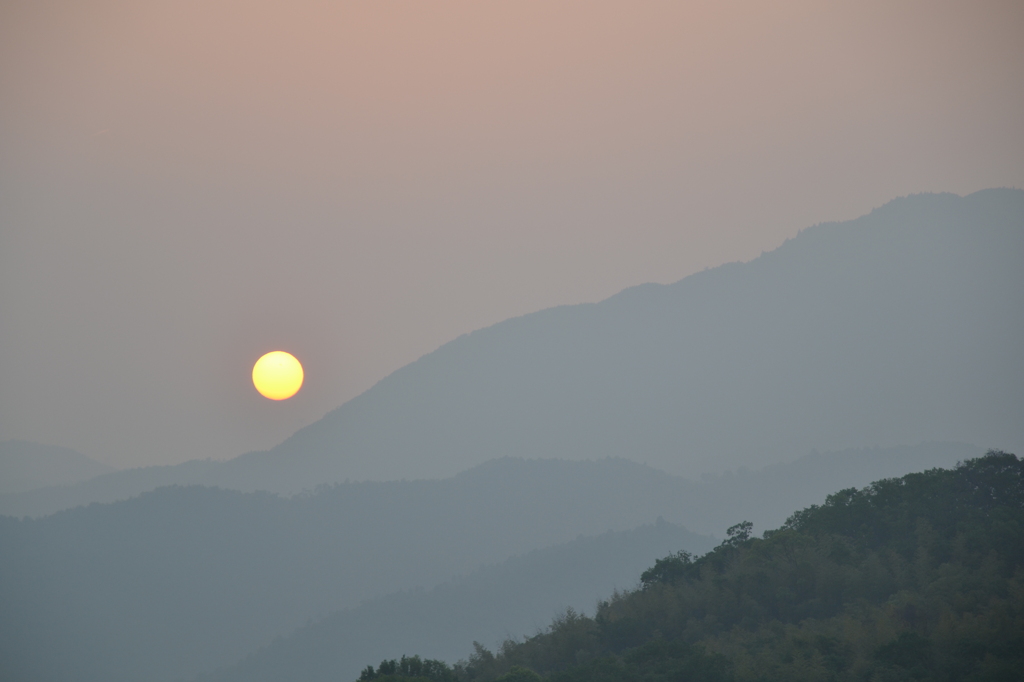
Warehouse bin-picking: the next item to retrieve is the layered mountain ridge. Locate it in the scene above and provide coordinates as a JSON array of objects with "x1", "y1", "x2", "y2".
[{"x1": 2, "y1": 189, "x2": 1020, "y2": 513}]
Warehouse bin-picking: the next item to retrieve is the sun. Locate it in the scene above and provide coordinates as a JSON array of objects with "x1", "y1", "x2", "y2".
[{"x1": 252, "y1": 351, "x2": 304, "y2": 400}]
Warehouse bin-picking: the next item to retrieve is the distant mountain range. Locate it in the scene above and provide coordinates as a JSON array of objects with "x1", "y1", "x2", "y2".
[
  {"x1": 362, "y1": 452, "x2": 1024, "y2": 682},
  {"x1": 206, "y1": 451, "x2": 1024, "y2": 682},
  {"x1": 0, "y1": 440, "x2": 113, "y2": 495},
  {"x1": 237, "y1": 189, "x2": 1024, "y2": 485},
  {"x1": 0, "y1": 444, "x2": 984, "y2": 682},
  {"x1": 199, "y1": 521, "x2": 712, "y2": 682},
  {"x1": 0, "y1": 439, "x2": 982, "y2": 532},
  {"x1": 0, "y1": 458, "x2": 713, "y2": 682},
  {"x1": 2, "y1": 189, "x2": 1018, "y2": 511}
]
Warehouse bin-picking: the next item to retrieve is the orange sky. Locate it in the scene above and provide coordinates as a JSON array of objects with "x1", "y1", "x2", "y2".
[{"x1": 2, "y1": 1, "x2": 1022, "y2": 467}]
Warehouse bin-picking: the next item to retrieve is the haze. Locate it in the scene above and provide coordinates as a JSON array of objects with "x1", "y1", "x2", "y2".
[{"x1": 2, "y1": 1, "x2": 1022, "y2": 468}]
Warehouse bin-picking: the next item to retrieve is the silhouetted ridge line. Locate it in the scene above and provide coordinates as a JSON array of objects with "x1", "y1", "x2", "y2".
[
  {"x1": 352, "y1": 451, "x2": 1024, "y2": 682},
  {"x1": 2, "y1": 189, "x2": 1020, "y2": 512}
]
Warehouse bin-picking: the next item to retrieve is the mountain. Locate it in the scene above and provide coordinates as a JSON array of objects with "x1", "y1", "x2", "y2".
[
  {"x1": 235, "y1": 189, "x2": 1024, "y2": 486},
  {"x1": 363, "y1": 451, "x2": 1024, "y2": 682},
  {"x1": 0, "y1": 440, "x2": 982, "y2": 532},
  {"x1": 0, "y1": 440, "x2": 114, "y2": 495},
  {"x1": 691, "y1": 441, "x2": 983, "y2": 534},
  {"x1": 0, "y1": 456, "x2": 221, "y2": 518},
  {"x1": 4, "y1": 189, "x2": 1019, "y2": 510},
  {"x1": 201, "y1": 521, "x2": 715, "y2": 682},
  {"x1": 3, "y1": 191, "x2": 1019, "y2": 513},
  {"x1": 0, "y1": 458, "x2": 713, "y2": 682},
  {"x1": 0, "y1": 445, "x2": 985, "y2": 681}
]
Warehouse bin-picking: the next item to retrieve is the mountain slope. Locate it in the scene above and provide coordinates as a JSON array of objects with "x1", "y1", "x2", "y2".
[
  {"x1": 249, "y1": 189, "x2": 1022, "y2": 486},
  {"x1": 0, "y1": 440, "x2": 114, "y2": 495},
  {"x1": 201, "y1": 521, "x2": 715, "y2": 682},
  {"x1": 687, "y1": 441, "x2": 982, "y2": 535},
  {"x1": 0, "y1": 441, "x2": 982, "y2": 533},
  {"x1": 0, "y1": 457, "x2": 222, "y2": 517},
  {"x1": 2, "y1": 188, "x2": 1019, "y2": 509},
  {"x1": 0, "y1": 458, "x2": 714, "y2": 682},
  {"x1": 0, "y1": 445, "x2": 986, "y2": 681},
  {"x1": 370, "y1": 451, "x2": 1024, "y2": 682}
]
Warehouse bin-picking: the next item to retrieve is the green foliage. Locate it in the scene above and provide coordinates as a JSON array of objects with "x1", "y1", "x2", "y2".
[
  {"x1": 639, "y1": 550, "x2": 693, "y2": 587},
  {"x1": 370, "y1": 451, "x2": 1024, "y2": 681},
  {"x1": 720, "y1": 521, "x2": 753, "y2": 547},
  {"x1": 358, "y1": 655, "x2": 457, "y2": 682},
  {"x1": 496, "y1": 666, "x2": 542, "y2": 682},
  {"x1": 548, "y1": 639, "x2": 732, "y2": 682}
]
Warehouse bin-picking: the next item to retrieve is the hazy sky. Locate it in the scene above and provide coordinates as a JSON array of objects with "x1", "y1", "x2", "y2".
[{"x1": 2, "y1": 1, "x2": 1022, "y2": 469}]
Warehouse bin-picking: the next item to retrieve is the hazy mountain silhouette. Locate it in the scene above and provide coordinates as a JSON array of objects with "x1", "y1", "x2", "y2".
[
  {"x1": 206, "y1": 450, "x2": 1024, "y2": 682},
  {"x1": 0, "y1": 441, "x2": 981, "y2": 531},
  {"x1": 691, "y1": 441, "x2": 983, "y2": 534},
  {"x1": 0, "y1": 456, "x2": 222, "y2": 517},
  {"x1": 3, "y1": 189, "x2": 1017, "y2": 509},
  {"x1": 0, "y1": 440, "x2": 114, "y2": 495},
  {"x1": 368, "y1": 452, "x2": 1024, "y2": 682},
  {"x1": 0, "y1": 445, "x2": 983, "y2": 681},
  {"x1": 200, "y1": 521, "x2": 713, "y2": 682},
  {"x1": 247, "y1": 189, "x2": 1021, "y2": 485},
  {"x1": 0, "y1": 458, "x2": 713, "y2": 682}
]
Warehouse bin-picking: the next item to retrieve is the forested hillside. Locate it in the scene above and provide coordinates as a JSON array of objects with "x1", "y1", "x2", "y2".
[
  {"x1": 360, "y1": 452, "x2": 1024, "y2": 682},
  {"x1": 2, "y1": 447, "x2": 989, "y2": 681}
]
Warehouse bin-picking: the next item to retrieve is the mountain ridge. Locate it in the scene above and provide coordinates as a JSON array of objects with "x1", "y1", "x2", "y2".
[
  {"x1": 199, "y1": 521, "x2": 715, "y2": 682},
  {"x1": 202, "y1": 187, "x2": 1024, "y2": 485},
  {"x1": 0, "y1": 444, "x2": 986, "y2": 681},
  {"x1": 410, "y1": 451, "x2": 1024, "y2": 682},
  {"x1": 0, "y1": 440, "x2": 114, "y2": 495},
  {"x1": 0, "y1": 457, "x2": 716, "y2": 682},
  {"x1": 2, "y1": 188, "x2": 1019, "y2": 511}
]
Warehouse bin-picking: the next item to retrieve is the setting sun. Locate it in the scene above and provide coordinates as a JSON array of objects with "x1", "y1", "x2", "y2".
[{"x1": 252, "y1": 351, "x2": 304, "y2": 400}]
